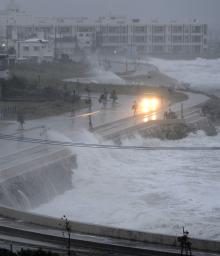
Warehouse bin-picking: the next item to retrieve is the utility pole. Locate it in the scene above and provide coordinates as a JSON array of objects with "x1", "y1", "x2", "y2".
[
  {"x1": 181, "y1": 103, "x2": 184, "y2": 119},
  {"x1": 6, "y1": 19, "x2": 9, "y2": 53},
  {"x1": 54, "y1": 25, "x2": 57, "y2": 61},
  {"x1": 86, "y1": 87, "x2": 93, "y2": 130}
]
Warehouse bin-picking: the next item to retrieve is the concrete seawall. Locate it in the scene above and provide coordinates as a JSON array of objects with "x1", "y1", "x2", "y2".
[
  {"x1": 0, "y1": 206, "x2": 219, "y2": 253},
  {"x1": 0, "y1": 147, "x2": 77, "y2": 210}
]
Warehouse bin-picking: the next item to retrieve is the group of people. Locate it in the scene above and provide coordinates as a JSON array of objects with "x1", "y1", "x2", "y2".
[
  {"x1": 99, "y1": 89, "x2": 118, "y2": 107},
  {"x1": 164, "y1": 109, "x2": 177, "y2": 120}
]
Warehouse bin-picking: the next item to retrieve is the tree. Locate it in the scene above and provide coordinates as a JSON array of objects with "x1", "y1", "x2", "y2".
[{"x1": 60, "y1": 215, "x2": 73, "y2": 256}]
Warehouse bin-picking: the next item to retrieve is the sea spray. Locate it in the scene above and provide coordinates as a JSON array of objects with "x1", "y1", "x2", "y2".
[
  {"x1": 148, "y1": 58, "x2": 220, "y2": 92},
  {"x1": 34, "y1": 130, "x2": 220, "y2": 240}
]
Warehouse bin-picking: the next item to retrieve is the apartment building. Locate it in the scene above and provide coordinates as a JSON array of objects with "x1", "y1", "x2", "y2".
[
  {"x1": 17, "y1": 38, "x2": 54, "y2": 63},
  {"x1": 0, "y1": 1, "x2": 208, "y2": 58},
  {"x1": 98, "y1": 17, "x2": 208, "y2": 55}
]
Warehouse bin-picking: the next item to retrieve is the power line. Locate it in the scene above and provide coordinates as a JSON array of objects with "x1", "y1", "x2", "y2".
[{"x1": 0, "y1": 133, "x2": 220, "y2": 151}]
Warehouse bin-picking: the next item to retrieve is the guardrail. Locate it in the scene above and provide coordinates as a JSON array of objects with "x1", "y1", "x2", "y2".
[{"x1": 0, "y1": 206, "x2": 219, "y2": 253}]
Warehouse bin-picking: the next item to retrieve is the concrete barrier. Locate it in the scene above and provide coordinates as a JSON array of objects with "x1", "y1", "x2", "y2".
[
  {"x1": 0, "y1": 149, "x2": 77, "y2": 209},
  {"x1": 0, "y1": 206, "x2": 220, "y2": 253}
]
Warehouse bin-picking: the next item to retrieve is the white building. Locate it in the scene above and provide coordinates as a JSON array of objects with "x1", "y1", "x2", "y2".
[
  {"x1": 17, "y1": 38, "x2": 54, "y2": 63},
  {"x1": 97, "y1": 17, "x2": 208, "y2": 55},
  {"x1": 0, "y1": 1, "x2": 208, "y2": 58}
]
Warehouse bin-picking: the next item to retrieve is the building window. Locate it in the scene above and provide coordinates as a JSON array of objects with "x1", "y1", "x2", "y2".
[
  {"x1": 134, "y1": 36, "x2": 145, "y2": 43},
  {"x1": 101, "y1": 26, "x2": 108, "y2": 33},
  {"x1": 121, "y1": 36, "x2": 128, "y2": 43},
  {"x1": 34, "y1": 46, "x2": 40, "y2": 51},
  {"x1": 184, "y1": 26, "x2": 190, "y2": 33},
  {"x1": 172, "y1": 26, "x2": 183, "y2": 33},
  {"x1": 133, "y1": 26, "x2": 145, "y2": 34},
  {"x1": 59, "y1": 26, "x2": 72, "y2": 33},
  {"x1": 78, "y1": 26, "x2": 93, "y2": 32},
  {"x1": 184, "y1": 36, "x2": 190, "y2": 43},
  {"x1": 153, "y1": 26, "x2": 165, "y2": 33},
  {"x1": 192, "y1": 26, "x2": 201, "y2": 33},
  {"x1": 120, "y1": 26, "x2": 128, "y2": 34},
  {"x1": 23, "y1": 46, "x2": 29, "y2": 51},
  {"x1": 172, "y1": 36, "x2": 183, "y2": 43},
  {"x1": 153, "y1": 35, "x2": 164, "y2": 43},
  {"x1": 108, "y1": 36, "x2": 120, "y2": 43},
  {"x1": 109, "y1": 26, "x2": 121, "y2": 34},
  {"x1": 192, "y1": 35, "x2": 202, "y2": 43}
]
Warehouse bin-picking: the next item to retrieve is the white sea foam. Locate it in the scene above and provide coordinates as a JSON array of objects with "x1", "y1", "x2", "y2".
[
  {"x1": 89, "y1": 66, "x2": 126, "y2": 85},
  {"x1": 33, "y1": 129, "x2": 220, "y2": 240},
  {"x1": 148, "y1": 58, "x2": 220, "y2": 92},
  {"x1": 31, "y1": 56, "x2": 220, "y2": 240}
]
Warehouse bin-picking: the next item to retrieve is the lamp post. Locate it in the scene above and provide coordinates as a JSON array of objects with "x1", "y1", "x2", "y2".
[{"x1": 86, "y1": 87, "x2": 93, "y2": 130}]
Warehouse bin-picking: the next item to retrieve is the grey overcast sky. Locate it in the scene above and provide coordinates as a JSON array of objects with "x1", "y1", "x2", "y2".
[{"x1": 0, "y1": 0, "x2": 219, "y2": 27}]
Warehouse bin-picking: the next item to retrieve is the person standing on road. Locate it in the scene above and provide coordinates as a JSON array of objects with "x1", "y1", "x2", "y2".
[
  {"x1": 132, "y1": 101, "x2": 138, "y2": 116},
  {"x1": 110, "y1": 89, "x2": 118, "y2": 104}
]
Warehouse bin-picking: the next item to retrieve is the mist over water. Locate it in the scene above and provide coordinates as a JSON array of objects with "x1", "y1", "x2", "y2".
[
  {"x1": 88, "y1": 66, "x2": 125, "y2": 85},
  {"x1": 34, "y1": 129, "x2": 220, "y2": 240},
  {"x1": 65, "y1": 54, "x2": 126, "y2": 85},
  {"x1": 148, "y1": 58, "x2": 220, "y2": 93}
]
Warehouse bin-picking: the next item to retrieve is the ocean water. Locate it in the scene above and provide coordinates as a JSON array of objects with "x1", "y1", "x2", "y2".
[
  {"x1": 148, "y1": 58, "x2": 220, "y2": 93},
  {"x1": 32, "y1": 57, "x2": 220, "y2": 240},
  {"x1": 33, "y1": 129, "x2": 220, "y2": 240}
]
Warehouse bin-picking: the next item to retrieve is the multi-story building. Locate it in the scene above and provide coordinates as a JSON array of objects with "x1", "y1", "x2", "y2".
[
  {"x1": 17, "y1": 38, "x2": 54, "y2": 63},
  {"x1": 0, "y1": 0, "x2": 208, "y2": 59},
  {"x1": 98, "y1": 17, "x2": 208, "y2": 55}
]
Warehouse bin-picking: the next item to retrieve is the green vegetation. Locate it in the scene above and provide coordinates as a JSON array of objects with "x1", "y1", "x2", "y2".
[
  {"x1": 0, "y1": 100, "x2": 87, "y2": 120},
  {"x1": 0, "y1": 74, "x2": 88, "y2": 120},
  {"x1": 9, "y1": 61, "x2": 89, "y2": 88},
  {"x1": 202, "y1": 97, "x2": 220, "y2": 124}
]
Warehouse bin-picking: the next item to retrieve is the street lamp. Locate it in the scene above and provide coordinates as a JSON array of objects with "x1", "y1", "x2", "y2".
[{"x1": 1, "y1": 43, "x2": 6, "y2": 53}]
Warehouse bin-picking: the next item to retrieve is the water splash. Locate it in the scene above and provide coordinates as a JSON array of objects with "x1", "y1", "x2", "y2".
[{"x1": 34, "y1": 130, "x2": 220, "y2": 240}]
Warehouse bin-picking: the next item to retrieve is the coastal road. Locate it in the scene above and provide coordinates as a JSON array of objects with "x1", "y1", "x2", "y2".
[
  {"x1": 0, "y1": 220, "x2": 219, "y2": 256},
  {"x1": 0, "y1": 90, "x2": 209, "y2": 152},
  {"x1": 92, "y1": 91, "x2": 209, "y2": 140}
]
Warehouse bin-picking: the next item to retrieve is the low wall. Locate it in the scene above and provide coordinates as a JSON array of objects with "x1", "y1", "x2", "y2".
[
  {"x1": 0, "y1": 149, "x2": 77, "y2": 210},
  {"x1": 0, "y1": 206, "x2": 219, "y2": 253}
]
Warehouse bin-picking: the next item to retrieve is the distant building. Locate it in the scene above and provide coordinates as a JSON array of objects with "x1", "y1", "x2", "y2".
[
  {"x1": 208, "y1": 28, "x2": 220, "y2": 55},
  {"x1": 0, "y1": 1, "x2": 208, "y2": 58},
  {"x1": 17, "y1": 38, "x2": 54, "y2": 63},
  {"x1": 0, "y1": 54, "x2": 10, "y2": 79},
  {"x1": 102, "y1": 17, "x2": 208, "y2": 55}
]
